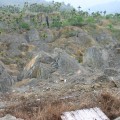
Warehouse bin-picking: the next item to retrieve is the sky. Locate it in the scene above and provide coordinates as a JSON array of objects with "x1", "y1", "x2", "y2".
[{"x1": 46, "y1": 0, "x2": 119, "y2": 9}]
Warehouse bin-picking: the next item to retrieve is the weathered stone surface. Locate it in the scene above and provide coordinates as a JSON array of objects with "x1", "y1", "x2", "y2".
[
  {"x1": 0, "y1": 61, "x2": 14, "y2": 92},
  {"x1": 41, "y1": 29, "x2": 55, "y2": 43},
  {"x1": 83, "y1": 46, "x2": 105, "y2": 69},
  {"x1": 95, "y1": 75, "x2": 109, "y2": 83},
  {"x1": 0, "y1": 114, "x2": 23, "y2": 120},
  {"x1": 27, "y1": 29, "x2": 40, "y2": 42},
  {"x1": 51, "y1": 27, "x2": 96, "y2": 57},
  {"x1": 19, "y1": 48, "x2": 80, "y2": 80},
  {"x1": 108, "y1": 44, "x2": 120, "y2": 68},
  {"x1": 54, "y1": 48, "x2": 80, "y2": 74},
  {"x1": 104, "y1": 68, "x2": 118, "y2": 76},
  {"x1": 0, "y1": 33, "x2": 27, "y2": 57}
]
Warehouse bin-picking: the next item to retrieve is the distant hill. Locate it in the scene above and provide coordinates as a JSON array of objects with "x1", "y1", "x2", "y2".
[
  {"x1": 89, "y1": 1, "x2": 120, "y2": 14},
  {"x1": 0, "y1": 0, "x2": 46, "y2": 6}
]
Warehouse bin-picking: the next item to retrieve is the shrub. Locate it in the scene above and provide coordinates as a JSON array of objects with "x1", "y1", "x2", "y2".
[
  {"x1": 68, "y1": 15, "x2": 84, "y2": 26},
  {"x1": 19, "y1": 22, "x2": 30, "y2": 30},
  {"x1": 51, "y1": 16, "x2": 62, "y2": 28},
  {"x1": 86, "y1": 16, "x2": 95, "y2": 24}
]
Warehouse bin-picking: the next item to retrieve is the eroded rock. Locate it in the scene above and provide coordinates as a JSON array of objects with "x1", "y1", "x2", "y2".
[
  {"x1": 0, "y1": 61, "x2": 14, "y2": 92},
  {"x1": 83, "y1": 46, "x2": 105, "y2": 69},
  {"x1": 0, "y1": 114, "x2": 23, "y2": 120},
  {"x1": 19, "y1": 48, "x2": 80, "y2": 80}
]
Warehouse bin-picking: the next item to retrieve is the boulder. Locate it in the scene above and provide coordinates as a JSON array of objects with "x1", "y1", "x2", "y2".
[
  {"x1": 40, "y1": 29, "x2": 55, "y2": 43},
  {"x1": 108, "y1": 44, "x2": 120, "y2": 68},
  {"x1": 0, "y1": 61, "x2": 14, "y2": 92},
  {"x1": 18, "y1": 51, "x2": 55, "y2": 80},
  {"x1": 0, "y1": 33, "x2": 27, "y2": 57},
  {"x1": 83, "y1": 46, "x2": 105, "y2": 69},
  {"x1": 27, "y1": 29, "x2": 40, "y2": 42},
  {"x1": 0, "y1": 114, "x2": 23, "y2": 120},
  {"x1": 54, "y1": 48, "x2": 80, "y2": 74},
  {"x1": 19, "y1": 48, "x2": 80, "y2": 80}
]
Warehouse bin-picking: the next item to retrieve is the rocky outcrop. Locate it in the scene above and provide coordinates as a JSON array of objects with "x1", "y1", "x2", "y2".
[
  {"x1": 50, "y1": 26, "x2": 97, "y2": 61},
  {"x1": 27, "y1": 29, "x2": 40, "y2": 42},
  {"x1": 107, "y1": 44, "x2": 120, "y2": 68},
  {"x1": 40, "y1": 29, "x2": 55, "y2": 43},
  {"x1": 0, "y1": 33, "x2": 27, "y2": 57},
  {"x1": 83, "y1": 46, "x2": 105, "y2": 69},
  {"x1": 18, "y1": 48, "x2": 80, "y2": 80},
  {"x1": 0, "y1": 61, "x2": 14, "y2": 92}
]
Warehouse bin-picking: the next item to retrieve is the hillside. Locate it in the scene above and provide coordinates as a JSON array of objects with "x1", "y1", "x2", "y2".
[{"x1": 0, "y1": 2, "x2": 120, "y2": 120}]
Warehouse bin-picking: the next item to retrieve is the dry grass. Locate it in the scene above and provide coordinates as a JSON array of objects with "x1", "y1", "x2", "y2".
[
  {"x1": 0, "y1": 91, "x2": 120, "y2": 120},
  {"x1": 98, "y1": 92, "x2": 120, "y2": 119}
]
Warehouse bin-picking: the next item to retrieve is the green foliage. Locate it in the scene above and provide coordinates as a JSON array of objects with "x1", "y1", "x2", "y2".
[
  {"x1": 19, "y1": 22, "x2": 30, "y2": 30},
  {"x1": 51, "y1": 16, "x2": 62, "y2": 28},
  {"x1": 68, "y1": 15, "x2": 84, "y2": 26},
  {"x1": 107, "y1": 24, "x2": 113, "y2": 30},
  {"x1": 40, "y1": 33, "x2": 47, "y2": 40},
  {"x1": 0, "y1": 1, "x2": 120, "y2": 31},
  {"x1": 86, "y1": 16, "x2": 95, "y2": 23}
]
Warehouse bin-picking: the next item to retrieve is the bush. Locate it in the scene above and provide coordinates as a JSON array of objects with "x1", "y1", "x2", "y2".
[
  {"x1": 51, "y1": 16, "x2": 62, "y2": 28},
  {"x1": 68, "y1": 15, "x2": 84, "y2": 26},
  {"x1": 19, "y1": 22, "x2": 30, "y2": 30},
  {"x1": 86, "y1": 16, "x2": 95, "y2": 24}
]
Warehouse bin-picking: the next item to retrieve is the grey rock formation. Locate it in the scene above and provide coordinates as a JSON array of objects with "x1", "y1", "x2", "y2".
[
  {"x1": 0, "y1": 33, "x2": 27, "y2": 57},
  {"x1": 108, "y1": 44, "x2": 120, "y2": 68},
  {"x1": 0, "y1": 61, "x2": 14, "y2": 92},
  {"x1": 83, "y1": 46, "x2": 105, "y2": 69},
  {"x1": 54, "y1": 48, "x2": 80, "y2": 74},
  {"x1": 27, "y1": 29, "x2": 40, "y2": 42},
  {"x1": 75, "y1": 29, "x2": 96, "y2": 48},
  {"x1": 104, "y1": 68, "x2": 118, "y2": 76},
  {"x1": 0, "y1": 114, "x2": 23, "y2": 120},
  {"x1": 41, "y1": 29, "x2": 55, "y2": 43},
  {"x1": 19, "y1": 48, "x2": 80, "y2": 80}
]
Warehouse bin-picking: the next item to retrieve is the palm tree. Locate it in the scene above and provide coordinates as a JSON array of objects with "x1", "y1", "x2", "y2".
[
  {"x1": 103, "y1": 11, "x2": 106, "y2": 16},
  {"x1": 78, "y1": 6, "x2": 81, "y2": 12}
]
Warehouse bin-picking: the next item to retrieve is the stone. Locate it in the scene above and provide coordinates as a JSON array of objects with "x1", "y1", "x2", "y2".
[
  {"x1": 41, "y1": 29, "x2": 55, "y2": 43},
  {"x1": 95, "y1": 30, "x2": 117, "y2": 46},
  {"x1": 0, "y1": 61, "x2": 14, "y2": 92},
  {"x1": 27, "y1": 29, "x2": 40, "y2": 42},
  {"x1": 0, "y1": 114, "x2": 23, "y2": 120},
  {"x1": 95, "y1": 75, "x2": 109, "y2": 83},
  {"x1": 19, "y1": 48, "x2": 80, "y2": 80},
  {"x1": 83, "y1": 46, "x2": 105, "y2": 69},
  {"x1": 0, "y1": 34, "x2": 27, "y2": 57},
  {"x1": 54, "y1": 48, "x2": 80, "y2": 74},
  {"x1": 104, "y1": 68, "x2": 118, "y2": 76}
]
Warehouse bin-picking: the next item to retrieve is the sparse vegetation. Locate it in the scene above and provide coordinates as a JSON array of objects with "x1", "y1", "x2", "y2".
[
  {"x1": 0, "y1": 1, "x2": 119, "y2": 32},
  {"x1": 0, "y1": 91, "x2": 120, "y2": 120}
]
